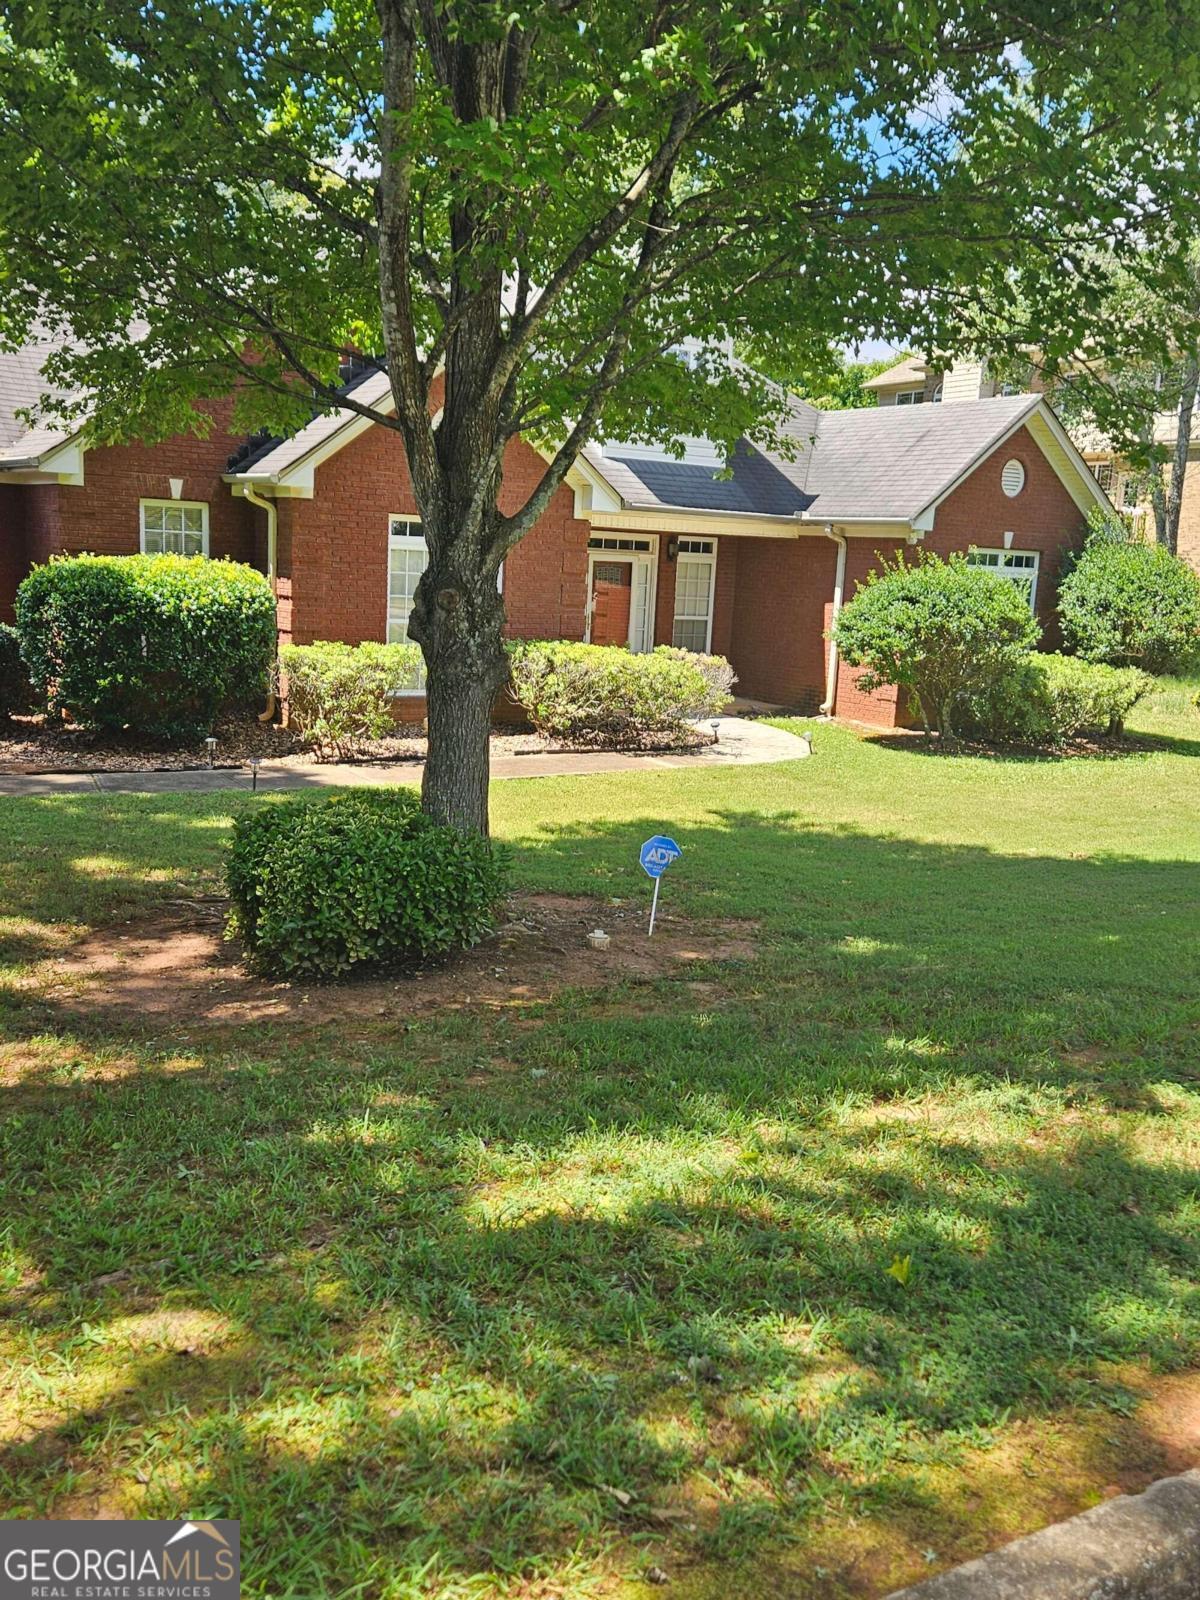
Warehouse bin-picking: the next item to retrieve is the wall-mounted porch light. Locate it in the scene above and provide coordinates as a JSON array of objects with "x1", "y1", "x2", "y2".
[{"x1": 666, "y1": 536, "x2": 679, "y2": 562}]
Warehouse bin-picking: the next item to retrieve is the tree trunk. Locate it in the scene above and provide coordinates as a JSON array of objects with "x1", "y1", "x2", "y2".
[
  {"x1": 423, "y1": 647, "x2": 500, "y2": 835},
  {"x1": 408, "y1": 518, "x2": 509, "y2": 836},
  {"x1": 1162, "y1": 355, "x2": 1200, "y2": 555}
]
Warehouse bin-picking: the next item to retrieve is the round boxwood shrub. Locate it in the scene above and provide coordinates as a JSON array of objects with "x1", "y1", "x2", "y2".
[
  {"x1": 833, "y1": 552, "x2": 1040, "y2": 741},
  {"x1": 227, "y1": 789, "x2": 507, "y2": 977},
  {"x1": 1058, "y1": 539, "x2": 1200, "y2": 673},
  {"x1": 15, "y1": 553, "x2": 276, "y2": 740}
]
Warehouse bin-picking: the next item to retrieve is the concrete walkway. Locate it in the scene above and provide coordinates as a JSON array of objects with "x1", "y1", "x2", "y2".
[{"x1": 0, "y1": 716, "x2": 811, "y2": 797}]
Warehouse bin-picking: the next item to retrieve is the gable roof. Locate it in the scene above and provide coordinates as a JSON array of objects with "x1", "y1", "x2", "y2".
[
  {"x1": 0, "y1": 338, "x2": 77, "y2": 467},
  {"x1": 583, "y1": 392, "x2": 1106, "y2": 528},
  {"x1": 798, "y1": 392, "x2": 1042, "y2": 520},
  {"x1": 0, "y1": 326, "x2": 1105, "y2": 530},
  {"x1": 229, "y1": 366, "x2": 394, "y2": 483},
  {"x1": 862, "y1": 354, "x2": 930, "y2": 391}
]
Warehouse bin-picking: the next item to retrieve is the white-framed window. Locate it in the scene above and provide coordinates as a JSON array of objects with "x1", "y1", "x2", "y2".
[
  {"x1": 387, "y1": 516, "x2": 428, "y2": 691},
  {"x1": 140, "y1": 499, "x2": 208, "y2": 556},
  {"x1": 894, "y1": 389, "x2": 925, "y2": 406},
  {"x1": 671, "y1": 537, "x2": 717, "y2": 653},
  {"x1": 1092, "y1": 461, "x2": 1115, "y2": 493},
  {"x1": 588, "y1": 536, "x2": 655, "y2": 553},
  {"x1": 967, "y1": 547, "x2": 1039, "y2": 611}
]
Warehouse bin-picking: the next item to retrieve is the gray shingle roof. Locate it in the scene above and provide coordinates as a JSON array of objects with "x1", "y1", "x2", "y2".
[
  {"x1": 598, "y1": 438, "x2": 815, "y2": 516},
  {"x1": 585, "y1": 393, "x2": 1042, "y2": 523},
  {"x1": 231, "y1": 367, "x2": 393, "y2": 479},
  {"x1": 798, "y1": 392, "x2": 1041, "y2": 519},
  {"x1": 0, "y1": 324, "x2": 1053, "y2": 529},
  {"x1": 0, "y1": 339, "x2": 76, "y2": 465}
]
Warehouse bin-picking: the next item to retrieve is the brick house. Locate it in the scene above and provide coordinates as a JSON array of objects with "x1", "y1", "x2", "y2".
[
  {"x1": 866, "y1": 351, "x2": 1200, "y2": 570},
  {"x1": 0, "y1": 346, "x2": 1112, "y2": 727}
]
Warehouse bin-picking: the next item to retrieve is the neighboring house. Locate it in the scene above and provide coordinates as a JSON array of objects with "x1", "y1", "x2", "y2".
[
  {"x1": 867, "y1": 352, "x2": 1200, "y2": 566},
  {"x1": 865, "y1": 355, "x2": 1039, "y2": 408},
  {"x1": 0, "y1": 343, "x2": 1112, "y2": 727}
]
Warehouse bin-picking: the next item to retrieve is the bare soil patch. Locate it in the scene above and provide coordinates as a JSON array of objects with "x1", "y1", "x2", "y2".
[{"x1": 31, "y1": 893, "x2": 757, "y2": 1028}]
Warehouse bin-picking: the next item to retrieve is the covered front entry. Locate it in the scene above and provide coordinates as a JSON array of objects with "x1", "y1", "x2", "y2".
[{"x1": 585, "y1": 535, "x2": 658, "y2": 652}]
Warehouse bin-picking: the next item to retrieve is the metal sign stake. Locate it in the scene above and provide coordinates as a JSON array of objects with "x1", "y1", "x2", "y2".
[{"x1": 639, "y1": 834, "x2": 682, "y2": 936}]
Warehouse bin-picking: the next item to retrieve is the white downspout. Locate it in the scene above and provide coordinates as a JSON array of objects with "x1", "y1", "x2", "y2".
[
  {"x1": 820, "y1": 522, "x2": 847, "y2": 716},
  {"x1": 243, "y1": 484, "x2": 279, "y2": 722}
]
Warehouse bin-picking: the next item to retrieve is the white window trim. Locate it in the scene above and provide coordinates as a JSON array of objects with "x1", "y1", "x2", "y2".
[
  {"x1": 671, "y1": 538, "x2": 718, "y2": 654},
  {"x1": 387, "y1": 515, "x2": 428, "y2": 694},
  {"x1": 894, "y1": 389, "x2": 925, "y2": 406},
  {"x1": 967, "y1": 546, "x2": 1040, "y2": 612},
  {"x1": 139, "y1": 498, "x2": 209, "y2": 556},
  {"x1": 584, "y1": 538, "x2": 659, "y2": 652}
]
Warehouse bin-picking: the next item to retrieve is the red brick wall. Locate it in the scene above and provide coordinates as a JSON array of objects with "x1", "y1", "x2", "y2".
[
  {"x1": 728, "y1": 536, "x2": 836, "y2": 710},
  {"x1": 0, "y1": 397, "x2": 259, "y2": 620},
  {"x1": 830, "y1": 424, "x2": 1087, "y2": 725},
  {"x1": 285, "y1": 423, "x2": 591, "y2": 647},
  {"x1": 923, "y1": 423, "x2": 1084, "y2": 645},
  {"x1": 52, "y1": 397, "x2": 257, "y2": 567}
]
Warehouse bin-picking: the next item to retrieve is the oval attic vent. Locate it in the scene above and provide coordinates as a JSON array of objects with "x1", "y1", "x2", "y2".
[{"x1": 1001, "y1": 458, "x2": 1026, "y2": 497}]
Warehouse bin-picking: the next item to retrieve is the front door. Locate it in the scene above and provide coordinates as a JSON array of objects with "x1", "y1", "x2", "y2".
[{"x1": 589, "y1": 560, "x2": 633, "y2": 646}]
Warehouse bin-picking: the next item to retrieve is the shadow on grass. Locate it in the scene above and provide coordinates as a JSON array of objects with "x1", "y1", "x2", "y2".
[
  {"x1": 1, "y1": 811, "x2": 1198, "y2": 1593},
  {"x1": 863, "y1": 729, "x2": 1200, "y2": 762}
]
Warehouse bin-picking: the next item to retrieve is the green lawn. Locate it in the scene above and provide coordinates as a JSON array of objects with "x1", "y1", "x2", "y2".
[{"x1": 1, "y1": 681, "x2": 1198, "y2": 1598}]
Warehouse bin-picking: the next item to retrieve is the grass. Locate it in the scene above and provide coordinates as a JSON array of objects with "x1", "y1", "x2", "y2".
[{"x1": 1, "y1": 679, "x2": 1199, "y2": 1597}]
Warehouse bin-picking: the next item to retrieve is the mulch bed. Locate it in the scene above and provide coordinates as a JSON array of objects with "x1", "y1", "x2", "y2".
[{"x1": 0, "y1": 712, "x2": 712, "y2": 773}]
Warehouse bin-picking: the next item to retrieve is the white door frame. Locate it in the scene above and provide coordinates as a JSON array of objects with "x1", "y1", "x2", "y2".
[{"x1": 585, "y1": 537, "x2": 659, "y2": 652}]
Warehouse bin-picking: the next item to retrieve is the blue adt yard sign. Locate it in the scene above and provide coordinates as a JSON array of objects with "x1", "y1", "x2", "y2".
[{"x1": 639, "y1": 835, "x2": 681, "y2": 935}]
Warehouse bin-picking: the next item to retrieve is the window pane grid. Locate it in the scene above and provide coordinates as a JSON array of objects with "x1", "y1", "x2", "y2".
[
  {"x1": 671, "y1": 548, "x2": 715, "y2": 652},
  {"x1": 589, "y1": 536, "x2": 652, "y2": 552},
  {"x1": 387, "y1": 518, "x2": 428, "y2": 688},
  {"x1": 140, "y1": 500, "x2": 207, "y2": 556},
  {"x1": 966, "y1": 547, "x2": 1039, "y2": 611}
]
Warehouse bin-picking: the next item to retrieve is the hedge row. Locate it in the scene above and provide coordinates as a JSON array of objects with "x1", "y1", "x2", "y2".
[
  {"x1": 968, "y1": 653, "x2": 1152, "y2": 745},
  {"x1": 833, "y1": 550, "x2": 1160, "y2": 745},
  {"x1": 508, "y1": 640, "x2": 734, "y2": 745},
  {"x1": 280, "y1": 640, "x2": 424, "y2": 758}
]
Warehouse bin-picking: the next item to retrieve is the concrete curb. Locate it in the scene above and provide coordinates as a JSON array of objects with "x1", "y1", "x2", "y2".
[{"x1": 885, "y1": 1471, "x2": 1200, "y2": 1599}]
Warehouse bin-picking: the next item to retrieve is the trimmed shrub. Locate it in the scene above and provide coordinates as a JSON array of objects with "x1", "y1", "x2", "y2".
[
  {"x1": 15, "y1": 553, "x2": 276, "y2": 740},
  {"x1": 1058, "y1": 539, "x2": 1200, "y2": 673},
  {"x1": 0, "y1": 623, "x2": 33, "y2": 720},
  {"x1": 508, "y1": 640, "x2": 731, "y2": 746},
  {"x1": 968, "y1": 652, "x2": 1153, "y2": 745},
  {"x1": 833, "y1": 552, "x2": 1040, "y2": 741},
  {"x1": 227, "y1": 789, "x2": 507, "y2": 978},
  {"x1": 653, "y1": 645, "x2": 737, "y2": 712},
  {"x1": 281, "y1": 640, "x2": 424, "y2": 759}
]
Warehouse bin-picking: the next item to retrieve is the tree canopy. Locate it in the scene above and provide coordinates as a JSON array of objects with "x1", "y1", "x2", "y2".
[
  {"x1": 744, "y1": 351, "x2": 905, "y2": 411},
  {"x1": 4, "y1": 1, "x2": 1200, "y2": 827}
]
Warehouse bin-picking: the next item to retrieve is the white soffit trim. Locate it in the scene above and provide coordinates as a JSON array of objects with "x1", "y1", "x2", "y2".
[
  {"x1": 0, "y1": 438, "x2": 87, "y2": 485},
  {"x1": 1025, "y1": 407, "x2": 1114, "y2": 517}
]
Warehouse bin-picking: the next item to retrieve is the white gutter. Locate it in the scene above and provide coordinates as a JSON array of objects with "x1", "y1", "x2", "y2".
[
  {"x1": 242, "y1": 484, "x2": 279, "y2": 721},
  {"x1": 819, "y1": 522, "x2": 847, "y2": 716}
]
